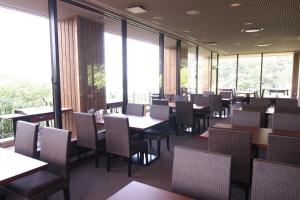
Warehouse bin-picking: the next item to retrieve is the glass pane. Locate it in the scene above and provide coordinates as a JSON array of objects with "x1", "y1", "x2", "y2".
[
  {"x1": 237, "y1": 54, "x2": 261, "y2": 94},
  {"x1": 180, "y1": 43, "x2": 196, "y2": 95},
  {"x1": 262, "y1": 53, "x2": 293, "y2": 97},
  {"x1": 198, "y1": 48, "x2": 211, "y2": 93},
  {"x1": 218, "y1": 55, "x2": 237, "y2": 90},
  {"x1": 0, "y1": 4, "x2": 51, "y2": 139},
  {"x1": 164, "y1": 37, "x2": 177, "y2": 97},
  {"x1": 211, "y1": 53, "x2": 218, "y2": 93},
  {"x1": 127, "y1": 25, "x2": 159, "y2": 104}
]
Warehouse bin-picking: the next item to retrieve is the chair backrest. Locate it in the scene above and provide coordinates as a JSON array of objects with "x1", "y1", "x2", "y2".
[
  {"x1": 175, "y1": 101, "x2": 193, "y2": 125},
  {"x1": 126, "y1": 103, "x2": 144, "y2": 116},
  {"x1": 195, "y1": 96, "x2": 209, "y2": 106},
  {"x1": 251, "y1": 159, "x2": 300, "y2": 200},
  {"x1": 175, "y1": 95, "x2": 188, "y2": 102},
  {"x1": 105, "y1": 116, "x2": 130, "y2": 157},
  {"x1": 209, "y1": 94, "x2": 223, "y2": 111},
  {"x1": 87, "y1": 108, "x2": 95, "y2": 114},
  {"x1": 268, "y1": 134, "x2": 300, "y2": 165},
  {"x1": 275, "y1": 106, "x2": 300, "y2": 114},
  {"x1": 39, "y1": 127, "x2": 71, "y2": 181},
  {"x1": 208, "y1": 127, "x2": 252, "y2": 184},
  {"x1": 190, "y1": 94, "x2": 203, "y2": 104},
  {"x1": 220, "y1": 91, "x2": 232, "y2": 99},
  {"x1": 172, "y1": 146, "x2": 231, "y2": 200},
  {"x1": 203, "y1": 91, "x2": 214, "y2": 97},
  {"x1": 232, "y1": 110, "x2": 261, "y2": 128},
  {"x1": 242, "y1": 104, "x2": 266, "y2": 112},
  {"x1": 250, "y1": 98, "x2": 269, "y2": 107},
  {"x1": 272, "y1": 113, "x2": 300, "y2": 131},
  {"x1": 150, "y1": 105, "x2": 169, "y2": 120},
  {"x1": 152, "y1": 99, "x2": 169, "y2": 105},
  {"x1": 276, "y1": 98, "x2": 298, "y2": 107},
  {"x1": 15, "y1": 121, "x2": 39, "y2": 158},
  {"x1": 74, "y1": 112, "x2": 97, "y2": 150}
]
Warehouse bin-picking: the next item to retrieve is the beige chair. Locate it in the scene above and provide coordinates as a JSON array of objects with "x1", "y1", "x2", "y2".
[
  {"x1": 144, "y1": 105, "x2": 170, "y2": 157},
  {"x1": 4, "y1": 127, "x2": 71, "y2": 200},
  {"x1": 276, "y1": 98, "x2": 298, "y2": 107},
  {"x1": 15, "y1": 121, "x2": 39, "y2": 158},
  {"x1": 268, "y1": 134, "x2": 300, "y2": 165},
  {"x1": 126, "y1": 103, "x2": 144, "y2": 116},
  {"x1": 208, "y1": 127, "x2": 252, "y2": 199},
  {"x1": 105, "y1": 116, "x2": 148, "y2": 177},
  {"x1": 172, "y1": 146, "x2": 232, "y2": 200},
  {"x1": 251, "y1": 159, "x2": 300, "y2": 200},
  {"x1": 232, "y1": 110, "x2": 261, "y2": 128},
  {"x1": 272, "y1": 113, "x2": 300, "y2": 131},
  {"x1": 74, "y1": 112, "x2": 106, "y2": 167}
]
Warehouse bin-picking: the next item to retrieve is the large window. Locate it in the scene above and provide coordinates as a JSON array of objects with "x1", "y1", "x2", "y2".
[
  {"x1": 127, "y1": 25, "x2": 159, "y2": 104},
  {"x1": 262, "y1": 53, "x2": 293, "y2": 97},
  {"x1": 211, "y1": 53, "x2": 218, "y2": 93},
  {"x1": 218, "y1": 55, "x2": 237, "y2": 90},
  {"x1": 237, "y1": 54, "x2": 261, "y2": 93},
  {"x1": 0, "y1": 6, "x2": 52, "y2": 139},
  {"x1": 198, "y1": 48, "x2": 211, "y2": 93}
]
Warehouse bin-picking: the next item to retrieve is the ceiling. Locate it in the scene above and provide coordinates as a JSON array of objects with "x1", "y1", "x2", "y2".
[{"x1": 81, "y1": 0, "x2": 300, "y2": 55}]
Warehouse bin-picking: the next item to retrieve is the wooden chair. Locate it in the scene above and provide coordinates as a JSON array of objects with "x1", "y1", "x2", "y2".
[
  {"x1": 4, "y1": 127, "x2": 71, "y2": 200},
  {"x1": 105, "y1": 116, "x2": 148, "y2": 177},
  {"x1": 208, "y1": 127, "x2": 252, "y2": 200},
  {"x1": 74, "y1": 112, "x2": 106, "y2": 167},
  {"x1": 15, "y1": 121, "x2": 39, "y2": 158},
  {"x1": 172, "y1": 146, "x2": 232, "y2": 200},
  {"x1": 251, "y1": 159, "x2": 300, "y2": 200}
]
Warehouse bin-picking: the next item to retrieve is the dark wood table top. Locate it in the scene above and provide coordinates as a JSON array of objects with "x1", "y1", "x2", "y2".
[
  {"x1": 95, "y1": 113, "x2": 168, "y2": 131},
  {"x1": 107, "y1": 181, "x2": 193, "y2": 200},
  {"x1": 0, "y1": 148, "x2": 47, "y2": 185},
  {"x1": 265, "y1": 106, "x2": 274, "y2": 115},
  {"x1": 199, "y1": 123, "x2": 300, "y2": 149},
  {"x1": 168, "y1": 102, "x2": 208, "y2": 110}
]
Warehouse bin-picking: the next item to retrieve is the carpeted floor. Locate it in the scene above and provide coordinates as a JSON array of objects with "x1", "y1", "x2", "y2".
[{"x1": 49, "y1": 105, "x2": 266, "y2": 200}]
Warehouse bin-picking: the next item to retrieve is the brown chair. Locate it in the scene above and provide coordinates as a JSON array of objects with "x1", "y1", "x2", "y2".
[
  {"x1": 194, "y1": 96, "x2": 210, "y2": 129},
  {"x1": 143, "y1": 105, "x2": 170, "y2": 157},
  {"x1": 232, "y1": 110, "x2": 261, "y2": 128},
  {"x1": 251, "y1": 159, "x2": 300, "y2": 200},
  {"x1": 208, "y1": 127, "x2": 252, "y2": 199},
  {"x1": 250, "y1": 98, "x2": 269, "y2": 107},
  {"x1": 4, "y1": 127, "x2": 71, "y2": 200},
  {"x1": 268, "y1": 134, "x2": 300, "y2": 165},
  {"x1": 174, "y1": 95, "x2": 188, "y2": 102},
  {"x1": 203, "y1": 91, "x2": 214, "y2": 97},
  {"x1": 209, "y1": 94, "x2": 225, "y2": 118},
  {"x1": 152, "y1": 99, "x2": 169, "y2": 105},
  {"x1": 175, "y1": 101, "x2": 200, "y2": 135},
  {"x1": 105, "y1": 116, "x2": 148, "y2": 177},
  {"x1": 220, "y1": 91, "x2": 232, "y2": 99},
  {"x1": 172, "y1": 146, "x2": 232, "y2": 200},
  {"x1": 14, "y1": 121, "x2": 39, "y2": 158},
  {"x1": 74, "y1": 112, "x2": 106, "y2": 167},
  {"x1": 126, "y1": 103, "x2": 144, "y2": 116},
  {"x1": 274, "y1": 106, "x2": 300, "y2": 114},
  {"x1": 272, "y1": 113, "x2": 300, "y2": 131},
  {"x1": 190, "y1": 94, "x2": 203, "y2": 104},
  {"x1": 276, "y1": 98, "x2": 298, "y2": 107},
  {"x1": 242, "y1": 104, "x2": 267, "y2": 127}
]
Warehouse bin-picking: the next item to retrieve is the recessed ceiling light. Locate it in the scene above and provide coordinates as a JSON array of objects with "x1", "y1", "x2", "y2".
[
  {"x1": 241, "y1": 27, "x2": 264, "y2": 33},
  {"x1": 255, "y1": 43, "x2": 271, "y2": 47},
  {"x1": 230, "y1": 3, "x2": 241, "y2": 7},
  {"x1": 125, "y1": 5, "x2": 147, "y2": 14},
  {"x1": 186, "y1": 10, "x2": 200, "y2": 15},
  {"x1": 153, "y1": 16, "x2": 162, "y2": 20},
  {"x1": 244, "y1": 22, "x2": 253, "y2": 26},
  {"x1": 207, "y1": 42, "x2": 218, "y2": 46},
  {"x1": 183, "y1": 30, "x2": 191, "y2": 33}
]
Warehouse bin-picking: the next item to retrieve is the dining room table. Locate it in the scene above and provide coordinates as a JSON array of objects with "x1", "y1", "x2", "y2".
[
  {"x1": 107, "y1": 181, "x2": 193, "y2": 200},
  {"x1": 199, "y1": 123, "x2": 300, "y2": 149},
  {"x1": 168, "y1": 102, "x2": 209, "y2": 111},
  {"x1": 0, "y1": 148, "x2": 47, "y2": 185}
]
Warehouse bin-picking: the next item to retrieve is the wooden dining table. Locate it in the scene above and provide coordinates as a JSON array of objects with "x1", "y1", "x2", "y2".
[
  {"x1": 107, "y1": 181, "x2": 193, "y2": 200},
  {"x1": 199, "y1": 123, "x2": 300, "y2": 149},
  {"x1": 168, "y1": 102, "x2": 208, "y2": 111},
  {"x1": 0, "y1": 148, "x2": 47, "y2": 185}
]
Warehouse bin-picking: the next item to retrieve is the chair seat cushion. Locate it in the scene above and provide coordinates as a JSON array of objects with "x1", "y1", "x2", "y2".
[
  {"x1": 5, "y1": 170, "x2": 64, "y2": 197},
  {"x1": 130, "y1": 139, "x2": 148, "y2": 155}
]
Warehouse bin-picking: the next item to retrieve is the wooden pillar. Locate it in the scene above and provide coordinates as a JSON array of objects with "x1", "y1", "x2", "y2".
[{"x1": 292, "y1": 52, "x2": 300, "y2": 98}]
